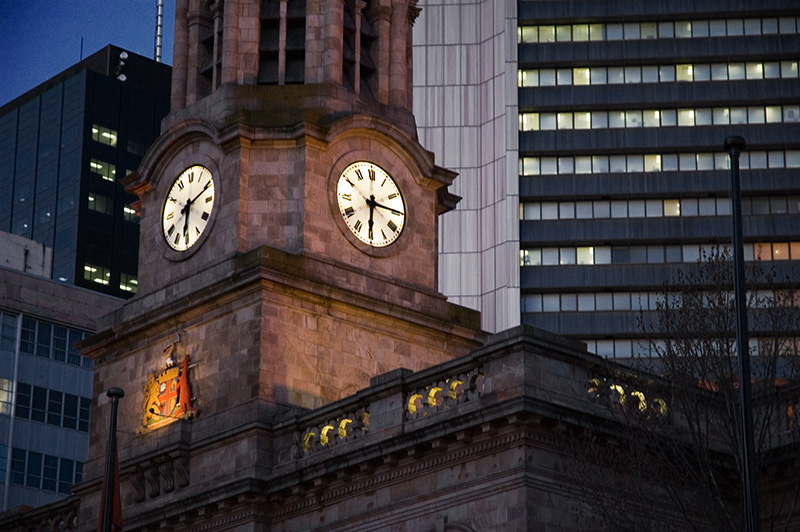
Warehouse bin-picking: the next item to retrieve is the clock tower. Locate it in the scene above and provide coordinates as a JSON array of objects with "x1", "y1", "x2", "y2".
[{"x1": 79, "y1": 1, "x2": 484, "y2": 529}]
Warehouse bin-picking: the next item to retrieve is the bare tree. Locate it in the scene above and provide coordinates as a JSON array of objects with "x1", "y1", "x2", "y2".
[{"x1": 565, "y1": 247, "x2": 800, "y2": 532}]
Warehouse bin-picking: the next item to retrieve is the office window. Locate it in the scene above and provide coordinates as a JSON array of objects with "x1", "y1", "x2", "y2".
[
  {"x1": 642, "y1": 66, "x2": 659, "y2": 83},
  {"x1": 675, "y1": 21, "x2": 692, "y2": 37},
  {"x1": 90, "y1": 159, "x2": 116, "y2": 182},
  {"x1": 31, "y1": 386, "x2": 47, "y2": 422},
  {"x1": 84, "y1": 263, "x2": 110, "y2": 285},
  {"x1": 79, "y1": 397, "x2": 91, "y2": 432},
  {"x1": 1, "y1": 312, "x2": 17, "y2": 350},
  {"x1": 11, "y1": 449, "x2": 26, "y2": 485},
  {"x1": 43, "y1": 455, "x2": 59, "y2": 492},
  {"x1": 59, "y1": 459, "x2": 76, "y2": 494},
  {"x1": 20, "y1": 317, "x2": 36, "y2": 354},
  {"x1": 124, "y1": 204, "x2": 140, "y2": 223},
  {"x1": 26, "y1": 451, "x2": 43, "y2": 488},
  {"x1": 0, "y1": 379, "x2": 12, "y2": 415},
  {"x1": 120, "y1": 273, "x2": 138, "y2": 294},
  {"x1": 47, "y1": 390, "x2": 63, "y2": 426},
  {"x1": 88, "y1": 193, "x2": 113, "y2": 215},
  {"x1": 573, "y1": 68, "x2": 590, "y2": 86},
  {"x1": 63, "y1": 393, "x2": 78, "y2": 430},
  {"x1": 676, "y1": 64, "x2": 693, "y2": 81},
  {"x1": 729, "y1": 63, "x2": 746, "y2": 79},
  {"x1": 642, "y1": 110, "x2": 661, "y2": 127},
  {"x1": 91, "y1": 125, "x2": 118, "y2": 146}
]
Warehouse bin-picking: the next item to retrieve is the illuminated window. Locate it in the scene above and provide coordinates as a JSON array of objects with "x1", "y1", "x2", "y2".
[
  {"x1": 90, "y1": 159, "x2": 116, "y2": 182},
  {"x1": 123, "y1": 204, "x2": 139, "y2": 223},
  {"x1": 88, "y1": 193, "x2": 112, "y2": 215},
  {"x1": 0, "y1": 379, "x2": 12, "y2": 415},
  {"x1": 120, "y1": 273, "x2": 138, "y2": 294},
  {"x1": 83, "y1": 263, "x2": 110, "y2": 285},
  {"x1": 91, "y1": 125, "x2": 118, "y2": 147}
]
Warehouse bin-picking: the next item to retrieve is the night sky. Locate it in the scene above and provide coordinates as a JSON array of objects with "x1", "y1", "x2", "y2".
[{"x1": 0, "y1": 0, "x2": 175, "y2": 106}]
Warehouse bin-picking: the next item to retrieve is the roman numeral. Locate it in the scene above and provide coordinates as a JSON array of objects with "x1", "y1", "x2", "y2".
[
  {"x1": 169, "y1": 196, "x2": 177, "y2": 203},
  {"x1": 196, "y1": 227, "x2": 201, "y2": 235},
  {"x1": 201, "y1": 211, "x2": 210, "y2": 221},
  {"x1": 174, "y1": 233, "x2": 181, "y2": 245},
  {"x1": 205, "y1": 195, "x2": 213, "y2": 203},
  {"x1": 381, "y1": 229, "x2": 387, "y2": 239},
  {"x1": 165, "y1": 212, "x2": 174, "y2": 220},
  {"x1": 188, "y1": 171, "x2": 194, "y2": 183},
  {"x1": 346, "y1": 178, "x2": 355, "y2": 188},
  {"x1": 355, "y1": 169, "x2": 364, "y2": 181},
  {"x1": 368, "y1": 168, "x2": 376, "y2": 181},
  {"x1": 381, "y1": 178, "x2": 387, "y2": 187},
  {"x1": 167, "y1": 224, "x2": 175, "y2": 236},
  {"x1": 177, "y1": 180, "x2": 185, "y2": 191},
  {"x1": 354, "y1": 220, "x2": 363, "y2": 232},
  {"x1": 341, "y1": 194, "x2": 351, "y2": 201},
  {"x1": 387, "y1": 220, "x2": 398, "y2": 232},
  {"x1": 344, "y1": 206, "x2": 355, "y2": 218},
  {"x1": 388, "y1": 193, "x2": 398, "y2": 199}
]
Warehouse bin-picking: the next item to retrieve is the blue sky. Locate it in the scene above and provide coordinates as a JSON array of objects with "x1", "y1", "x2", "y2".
[{"x1": 0, "y1": 0, "x2": 175, "y2": 106}]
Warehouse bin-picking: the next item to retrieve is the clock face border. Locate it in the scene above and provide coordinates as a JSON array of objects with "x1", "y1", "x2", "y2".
[
  {"x1": 160, "y1": 158, "x2": 221, "y2": 262},
  {"x1": 328, "y1": 156, "x2": 411, "y2": 257}
]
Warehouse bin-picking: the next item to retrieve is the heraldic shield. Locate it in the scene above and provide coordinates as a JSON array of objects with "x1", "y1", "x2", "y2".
[{"x1": 140, "y1": 343, "x2": 197, "y2": 431}]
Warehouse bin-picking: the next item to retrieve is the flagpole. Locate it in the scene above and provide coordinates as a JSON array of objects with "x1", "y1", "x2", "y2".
[{"x1": 101, "y1": 387, "x2": 124, "y2": 532}]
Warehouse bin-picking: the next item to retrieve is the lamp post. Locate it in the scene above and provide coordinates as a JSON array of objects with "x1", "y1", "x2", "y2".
[{"x1": 724, "y1": 135, "x2": 759, "y2": 532}]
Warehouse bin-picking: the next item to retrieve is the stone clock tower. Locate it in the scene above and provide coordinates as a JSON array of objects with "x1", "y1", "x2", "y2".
[{"x1": 76, "y1": 1, "x2": 484, "y2": 530}]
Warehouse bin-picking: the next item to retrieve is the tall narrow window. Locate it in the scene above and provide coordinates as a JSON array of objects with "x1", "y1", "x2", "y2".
[{"x1": 259, "y1": 0, "x2": 306, "y2": 84}]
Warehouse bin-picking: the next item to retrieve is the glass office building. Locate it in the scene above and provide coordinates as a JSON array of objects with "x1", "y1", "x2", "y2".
[
  {"x1": 415, "y1": 0, "x2": 800, "y2": 355},
  {"x1": 0, "y1": 45, "x2": 170, "y2": 299}
]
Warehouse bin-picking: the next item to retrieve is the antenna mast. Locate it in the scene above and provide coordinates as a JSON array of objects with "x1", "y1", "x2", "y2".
[{"x1": 155, "y1": 0, "x2": 164, "y2": 62}]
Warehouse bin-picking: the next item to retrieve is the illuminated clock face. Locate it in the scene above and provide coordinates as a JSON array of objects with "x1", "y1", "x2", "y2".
[
  {"x1": 161, "y1": 165, "x2": 216, "y2": 251},
  {"x1": 336, "y1": 161, "x2": 406, "y2": 247}
]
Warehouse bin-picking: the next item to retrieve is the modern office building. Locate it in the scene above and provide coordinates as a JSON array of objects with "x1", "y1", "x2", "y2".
[
  {"x1": 0, "y1": 45, "x2": 170, "y2": 299},
  {"x1": 415, "y1": 0, "x2": 800, "y2": 356},
  {"x1": 0, "y1": 232, "x2": 122, "y2": 511}
]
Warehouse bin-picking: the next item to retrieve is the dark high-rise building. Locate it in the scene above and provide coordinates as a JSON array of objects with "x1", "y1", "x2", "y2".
[
  {"x1": 0, "y1": 45, "x2": 170, "y2": 298},
  {"x1": 415, "y1": 0, "x2": 800, "y2": 356}
]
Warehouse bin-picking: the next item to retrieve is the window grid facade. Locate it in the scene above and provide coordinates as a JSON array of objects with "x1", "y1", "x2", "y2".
[
  {"x1": 520, "y1": 150, "x2": 800, "y2": 176},
  {"x1": 14, "y1": 382, "x2": 91, "y2": 432},
  {"x1": 19, "y1": 316, "x2": 92, "y2": 368},
  {"x1": 518, "y1": 16, "x2": 800, "y2": 43},
  {"x1": 520, "y1": 195, "x2": 800, "y2": 220},
  {"x1": 520, "y1": 242, "x2": 800, "y2": 267},
  {"x1": 9, "y1": 448, "x2": 82, "y2": 495},
  {"x1": 519, "y1": 104, "x2": 800, "y2": 131},
  {"x1": 518, "y1": 60, "x2": 799, "y2": 87}
]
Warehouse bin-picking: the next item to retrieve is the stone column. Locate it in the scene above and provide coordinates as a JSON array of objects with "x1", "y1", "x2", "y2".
[
  {"x1": 388, "y1": 0, "x2": 409, "y2": 108},
  {"x1": 186, "y1": 2, "x2": 212, "y2": 105},
  {"x1": 322, "y1": 0, "x2": 345, "y2": 84},
  {"x1": 171, "y1": 0, "x2": 190, "y2": 110},
  {"x1": 221, "y1": 0, "x2": 239, "y2": 84},
  {"x1": 366, "y1": 0, "x2": 391, "y2": 105}
]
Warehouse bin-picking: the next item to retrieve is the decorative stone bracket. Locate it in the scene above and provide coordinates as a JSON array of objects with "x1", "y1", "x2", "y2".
[{"x1": 130, "y1": 451, "x2": 190, "y2": 503}]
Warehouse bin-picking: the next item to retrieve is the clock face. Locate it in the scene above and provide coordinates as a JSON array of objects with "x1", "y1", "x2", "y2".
[
  {"x1": 336, "y1": 161, "x2": 406, "y2": 247},
  {"x1": 161, "y1": 165, "x2": 216, "y2": 251}
]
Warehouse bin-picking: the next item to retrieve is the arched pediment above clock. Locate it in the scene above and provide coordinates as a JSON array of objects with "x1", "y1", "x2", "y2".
[
  {"x1": 123, "y1": 118, "x2": 221, "y2": 198},
  {"x1": 324, "y1": 114, "x2": 460, "y2": 216}
]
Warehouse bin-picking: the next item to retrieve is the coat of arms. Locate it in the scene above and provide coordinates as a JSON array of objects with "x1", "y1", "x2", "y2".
[{"x1": 140, "y1": 341, "x2": 198, "y2": 431}]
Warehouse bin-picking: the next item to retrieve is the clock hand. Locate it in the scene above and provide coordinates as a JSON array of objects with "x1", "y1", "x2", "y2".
[
  {"x1": 188, "y1": 180, "x2": 212, "y2": 206},
  {"x1": 366, "y1": 195, "x2": 376, "y2": 241},
  {"x1": 371, "y1": 199, "x2": 403, "y2": 216}
]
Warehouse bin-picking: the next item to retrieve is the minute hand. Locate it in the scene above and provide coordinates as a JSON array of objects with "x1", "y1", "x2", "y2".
[{"x1": 372, "y1": 200, "x2": 403, "y2": 216}]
